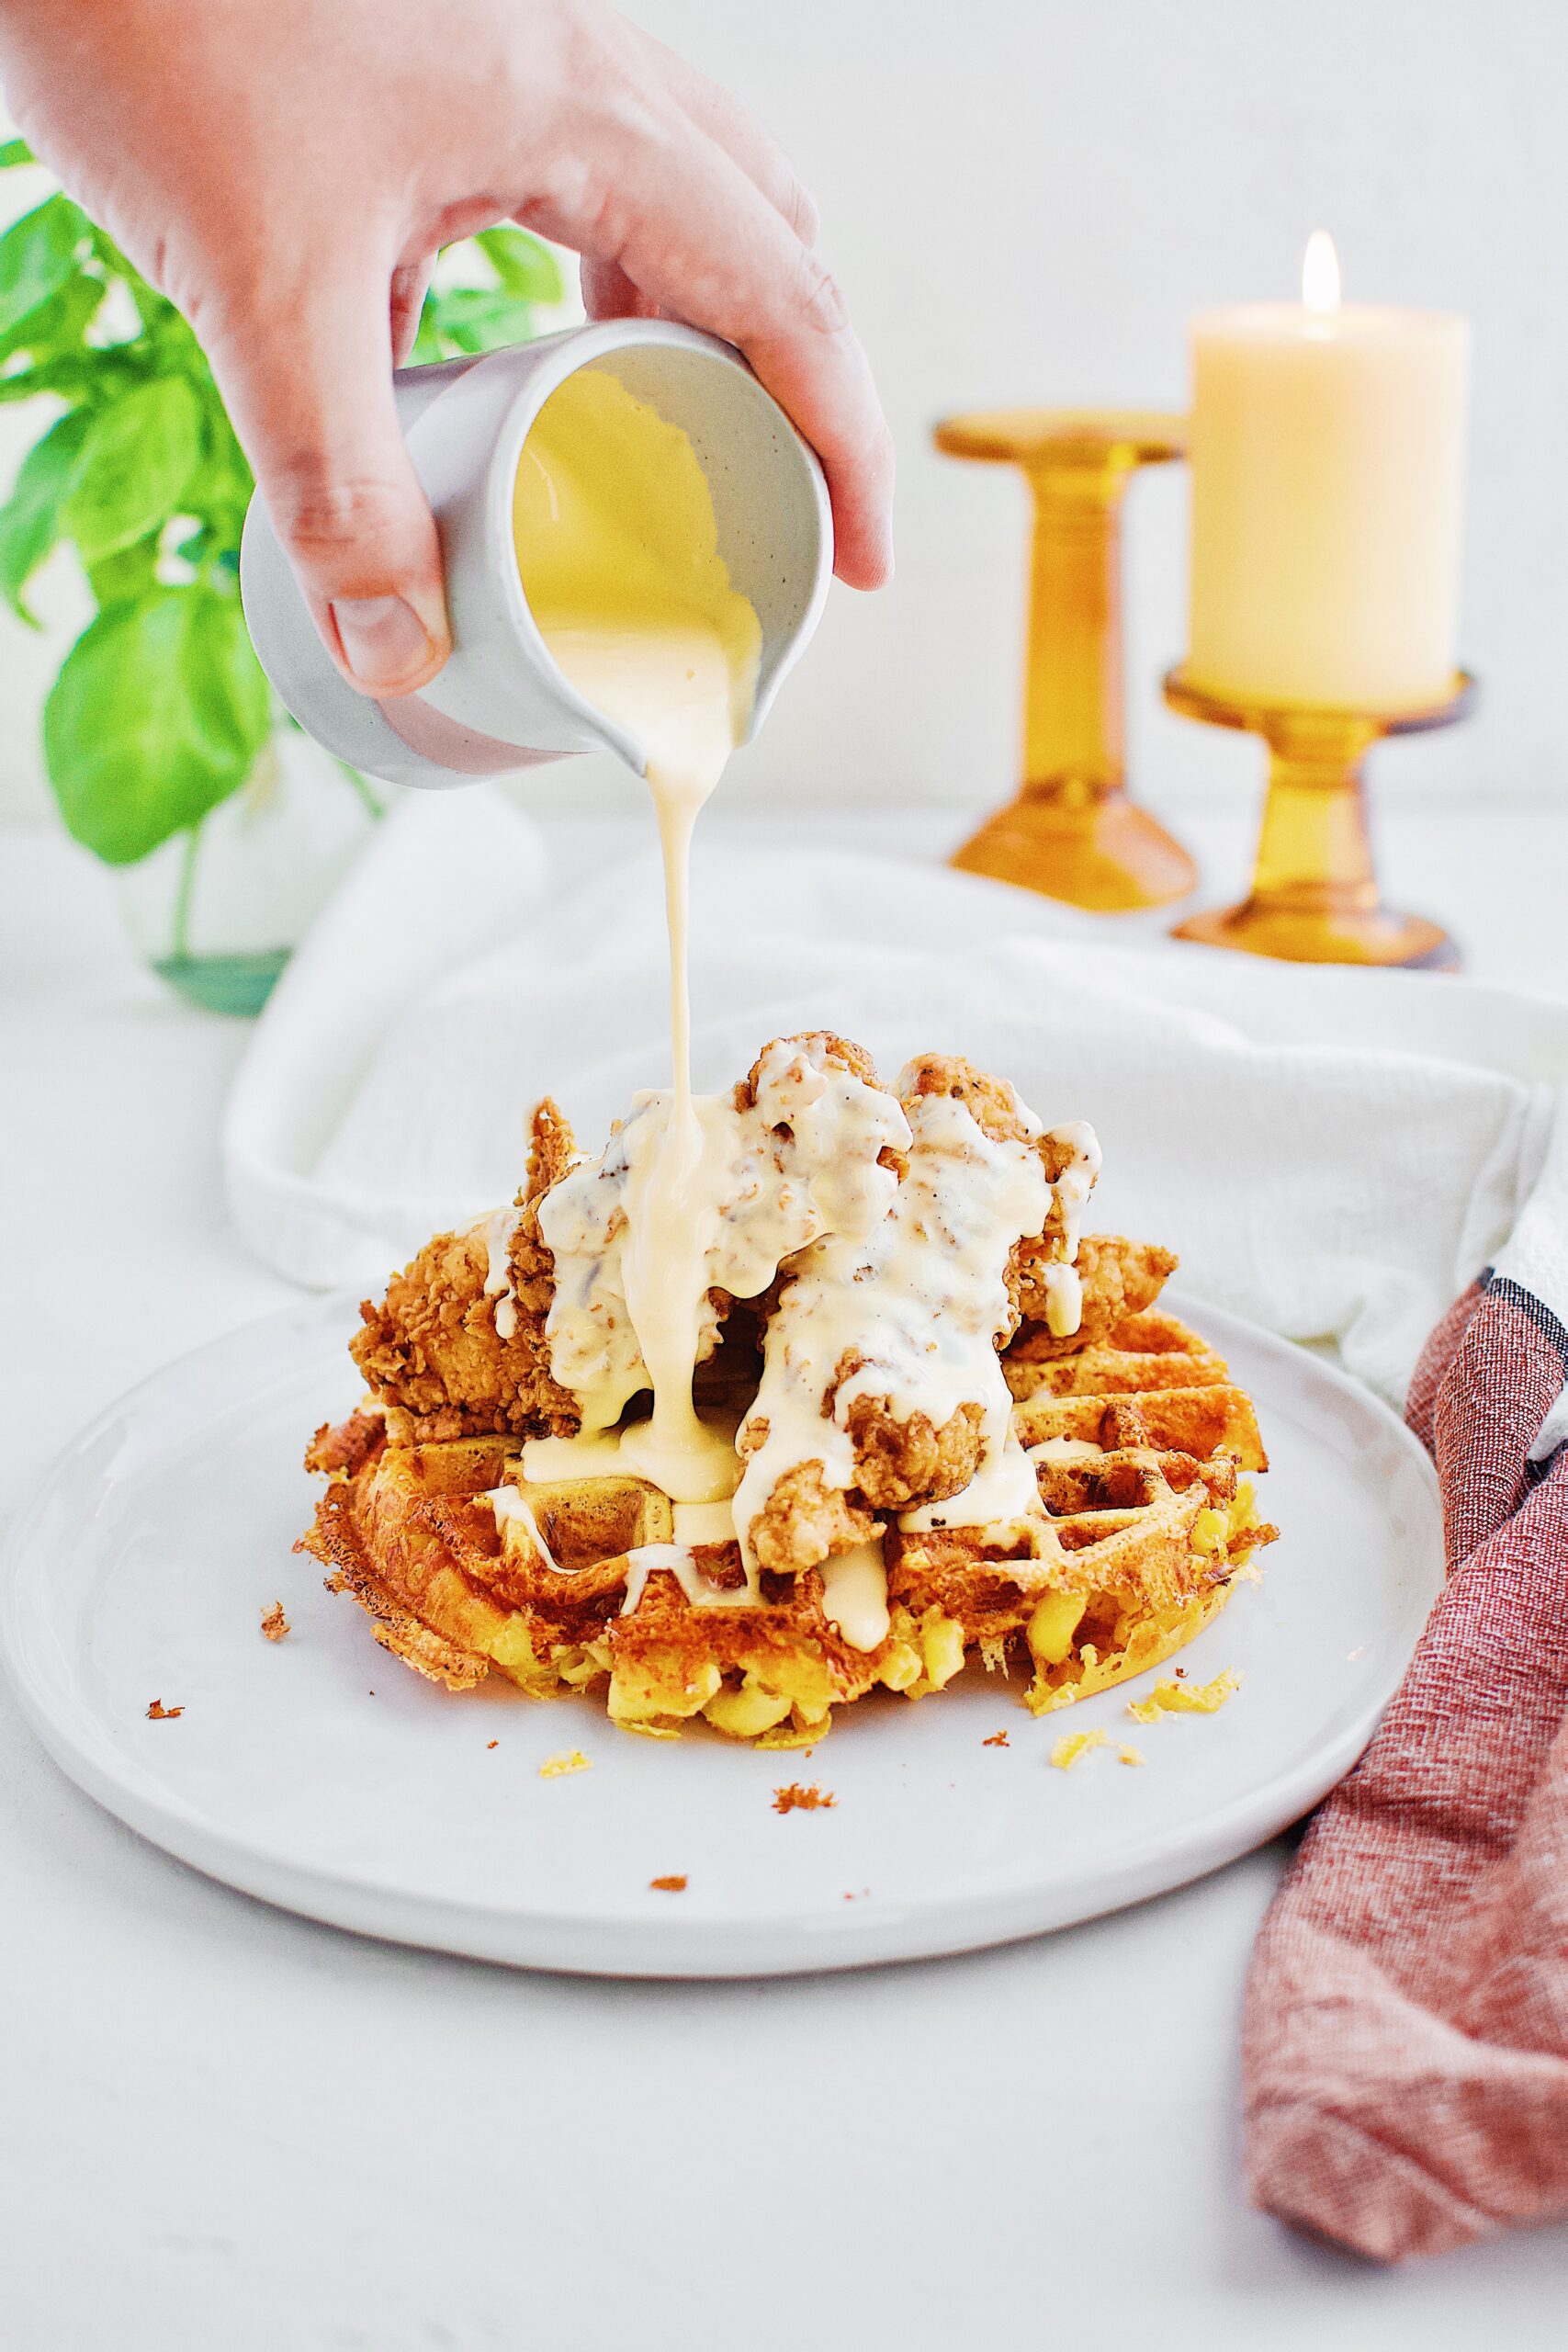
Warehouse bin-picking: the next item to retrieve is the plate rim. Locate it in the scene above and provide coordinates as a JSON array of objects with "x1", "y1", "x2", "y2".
[{"x1": 0, "y1": 1287, "x2": 1442, "y2": 1978}]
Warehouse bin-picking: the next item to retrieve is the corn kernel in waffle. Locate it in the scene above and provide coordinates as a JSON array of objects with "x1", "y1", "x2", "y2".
[{"x1": 300, "y1": 1034, "x2": 1276, "y2": 1744}]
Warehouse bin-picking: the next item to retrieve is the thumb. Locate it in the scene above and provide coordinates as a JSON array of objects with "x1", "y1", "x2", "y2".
[{"x1": 209, "y1": 260, "x2": 450, "y2": 696}]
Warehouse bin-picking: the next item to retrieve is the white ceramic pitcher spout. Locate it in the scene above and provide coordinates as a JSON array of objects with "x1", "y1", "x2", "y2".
[{"x1": 239, "y1": 321, "x2": 833, "y2": 792}]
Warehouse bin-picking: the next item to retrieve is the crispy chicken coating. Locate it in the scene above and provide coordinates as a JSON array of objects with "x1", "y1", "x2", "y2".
[
  {"x1": 840, "y1": 1389, "x2": 984, "y2": 1510},
  {"x1": 897, "y1": 1051, "x2": 1035, "y2": 1144},
  {"x1": 1011, "y1": 1235, "x2": 1178, "y2": 1361},
  {"x1": 740, "y1": 1057, "x2": 1043, "y2": 1571},
  {"x1": 743, "y1": 1455, "x2": 880, "y2": 1576},
  {"x1": 349, "y1": 1100, "x2": 581, "y2": 1442},
  {"x1": 738, "y1": 1030, "x2": 883, "y2": 1110},
  {"x1": 907, "y1": 1056, "x2": 1098, "y2": 1329}
]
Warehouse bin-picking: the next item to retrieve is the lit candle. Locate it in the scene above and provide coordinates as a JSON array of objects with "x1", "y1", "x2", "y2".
[{"x1": 1187, "y1": 234, "x2": 1469, "y2": 711}]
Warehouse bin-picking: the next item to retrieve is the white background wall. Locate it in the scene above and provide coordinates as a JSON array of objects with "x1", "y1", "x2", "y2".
[{"x1": 5, "y1": 0, "x2": 1568, "y2": 827}]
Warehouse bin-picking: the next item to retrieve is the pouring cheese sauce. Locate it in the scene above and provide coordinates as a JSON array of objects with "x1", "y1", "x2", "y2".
[
  {"x1": 500, "y1": 363, "x2": 1100, "y2": 1650},
  {"x1": 514, "y1": 364, "x2": 763, "y2": 1501},
  {"x1": 513, "y1": 360, "x2": 760, "y2": 1115}
]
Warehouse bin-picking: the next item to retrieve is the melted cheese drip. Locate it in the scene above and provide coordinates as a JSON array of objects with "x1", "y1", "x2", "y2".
[
  {"x1": 515, "y1": 366, "x2": 762, "y2": 1497},
  {"x1": 900, "y1": 1435, "x2": 1043, "y2": 1534},
  {"x1": 480, "y1": 1206, "x2": 522, "y2": 1340},
  {"x1": 520, "y1": 1430, "x2": 629, "y2": 1483},
  {"x1": 1035, "y1": 1122, "x2": 1100, "y2": 1341},
  {"x1": 537, "y1": 1037, "x2": 909, "y2": 1460},
  {"x1": 672, "y1": 1499, "x2": 739, "y2": 1546},
  {"x1": 1050, "y1": 1120, "x2": 1102, "y2": 1259},
  {"x1": 621, "y1": 1544, "x2": 759, "y2": 1615},
  {"x1": 732, "y1": 1081, "x2": 1052, "y2": 1563},
  {"x1": 1027, "y1": 1436, "x2": 1105, "y2": 1463},
  {"x1": 486, "y1": 1485, "x2": 558, "y2": 1568},
  {"x1": 619, "y1": 1408, "x2": 740, "y2": 1504},
  {"x1": 521, "y1": 1417, "x2": 739, "y2": 1513},
  {"x1": 818, "y1": 1540, "x2": 891, "y2": 1651},
  {"x1": 1039, "y1": 1262, "x2": 1083, "y2": 1340}
]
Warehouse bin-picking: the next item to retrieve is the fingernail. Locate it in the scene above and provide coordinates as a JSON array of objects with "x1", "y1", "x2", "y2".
[{"x1": 330, "y1": 594, "x2": 437, "y2": 691}]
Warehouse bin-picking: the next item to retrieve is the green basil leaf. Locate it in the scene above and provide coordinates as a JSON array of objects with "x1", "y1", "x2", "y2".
[
  {"x1": 85, "y1": 533, "x2": 163, "y2": 608},
  {"x1": 44, "y1": 585, "x2": 271, "y2": 863},
  {"x1": 421, "y1": 285, "x2": 536, "y2": 356},
  {"x1": 0, "y1": 138, "x2": 35, "y2": 169},
  {"x1": 0, "y1": 405, "x2": 91, "y2": 625},
  {"x1": 62, "y1": 372, "x2": 201, "y2": 562},
  {"x1": 409, "y1": 309, "x2": 446, "y2": 365},
  {"x1": 475, "y1": 227, "x2": 564, "y2": 304},
  {"x1": 0, "y1": 194, "x2": 90, "y2": 340},
  {"x1": 196, "y1": 401, "x2": 254, "y2": 507},
  {"x1": 0, "y1": 266, "x2": 107, "y2": 366},
  {"x1": 0, "y1": 351, "x2": 98, "y2": 404}
]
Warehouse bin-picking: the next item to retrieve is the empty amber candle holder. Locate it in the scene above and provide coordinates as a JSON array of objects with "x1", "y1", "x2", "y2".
[
  {"x1": 934, "y1": 408, "x2": 1198, "y2": 911},
  {"x1": 1164, "y1": 667, "x2": 1475, "y2": 969}
]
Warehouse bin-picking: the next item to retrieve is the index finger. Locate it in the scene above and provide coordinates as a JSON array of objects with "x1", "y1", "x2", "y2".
[{"x1": 520, "y1": 122, "x2": 893, "y2": 589}]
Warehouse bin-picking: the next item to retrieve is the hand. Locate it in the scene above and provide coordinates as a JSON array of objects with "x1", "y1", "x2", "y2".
[{"x1": 0, "y1": 0, "x2": 894, "y2": 695}]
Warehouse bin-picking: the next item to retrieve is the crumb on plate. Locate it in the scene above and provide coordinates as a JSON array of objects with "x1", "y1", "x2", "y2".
[
  {"x1": 261, "y1": 1601, "x2": 289, "y2": 1642},
  {"x1": 983, "y1": 1730, "x2": 1010, "y2": 1748},
  {"x1": 145, "y1": 1699, "x2": 183, "y2": 1721},
  {"x1": 773, "y1": 1781, "x2": 836, "y2": 1814},
  {"x1": 1049, "y1": 1726, "x2": 1107, "y2": 1771},
  {"x1": 1117, "y1": 1743, "x2": 1145, "y2": 1767},
  {"x1": 649, "y1": 1874, "x2": 687, "y2": 1893},
  {"x1": 539, "y1": 1749, "x2": 592, "y2": 1779},
  {"x1": 1125, "y1": 1667, "x2": 1242, "y2": 1724}
]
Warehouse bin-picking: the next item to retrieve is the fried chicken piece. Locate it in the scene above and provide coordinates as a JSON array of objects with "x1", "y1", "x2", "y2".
[
  {"x1": 898, "y1": 1051, "x2": 1035, "y2": 1144},
  {"x1": 905, "y1": 1055, "x2": 1029, "y2": 1355},
  {"x1": 504, "y1": 1094, "x2": 576, "y2": 1353},
  {"x1": 349, "y1": 1099, "x2": 581, "y2": 1442},
  {"x1": 746, "y1": 1459, "x2": 880, "y2": 1576},
  {"x1": 906, "y1": 1057, "x2": 1100, "y2": 1338},
  {"x1": 743, "y1": 1056, "x2": 1046, "y2": 1566},
  {"x1": 1005, "y1": 1125, "x2": 1102, "y2": 1317},
  {"x1": 736, "y1": 1031, "x2": 908, "y2": 1190},
  {"x1": 738, "y1": 1030, "x2": 883, "y2": 1110},
  {"x1": 1010, "y1": 1235, "x2": 1179, "y2": 1361},
  {"x1": 840, "y1": 1388, "x2": 984, "y2": 1510}
]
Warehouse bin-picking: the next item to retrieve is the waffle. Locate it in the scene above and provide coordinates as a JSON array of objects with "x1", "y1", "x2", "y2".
[
  {"x1": 924, "y1": 1304, "x2": 1273, "y2": 1717},
  {"x1": 302, "y1": 1230, "x2": 1276, "y2": 1747}
]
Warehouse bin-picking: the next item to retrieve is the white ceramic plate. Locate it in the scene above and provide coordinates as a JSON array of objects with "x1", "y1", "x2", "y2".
[{"x1": 1, "y1": 1291, "x2": 1439, "y2": 1978}]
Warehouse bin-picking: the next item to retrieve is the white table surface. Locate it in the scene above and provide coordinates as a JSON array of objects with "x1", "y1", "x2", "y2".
[{"x1": 5, "y1": 795, "x2": 1567, "y2": 2350}]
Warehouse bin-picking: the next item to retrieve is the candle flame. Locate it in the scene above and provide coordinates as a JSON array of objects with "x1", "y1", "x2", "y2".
[{"x1": 1302, "y1": 230, "x2": 1341, "y2": 314}]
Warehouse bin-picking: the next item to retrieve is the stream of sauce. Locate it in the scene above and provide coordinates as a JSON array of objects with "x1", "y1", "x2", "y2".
[{"x1": 514, "y1": 364, "x2": 762, "y2": 1502}]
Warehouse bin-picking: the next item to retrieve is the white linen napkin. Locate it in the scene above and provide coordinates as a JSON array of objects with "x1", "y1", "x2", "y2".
[{"x1": 223, "y1": 786, "x2": 1568, "y2": 1408}]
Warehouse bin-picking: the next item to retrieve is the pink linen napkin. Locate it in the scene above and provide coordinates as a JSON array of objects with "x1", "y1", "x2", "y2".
[{"x1": 1242, "y1": 1268, "x2": 1568, "y2": 2260}]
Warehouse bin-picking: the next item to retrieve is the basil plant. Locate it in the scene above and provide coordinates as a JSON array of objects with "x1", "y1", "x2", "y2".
[{"x1": 0, "y1": 138, "x2": 562, "y2": 867}]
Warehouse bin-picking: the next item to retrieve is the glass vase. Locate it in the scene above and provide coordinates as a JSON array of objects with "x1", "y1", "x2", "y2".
[{"x1": 115, "y1": 724, "x2": 383, "y2": 1015}]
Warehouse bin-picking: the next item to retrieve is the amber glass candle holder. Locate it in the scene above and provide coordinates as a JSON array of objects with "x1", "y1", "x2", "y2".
[
  {"x1": 934, "y1": 409, "x2": 1198, "y2": 911},
  {"x1": 1163, "y1": 667, "x2": 1476, "y2": 969}
]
